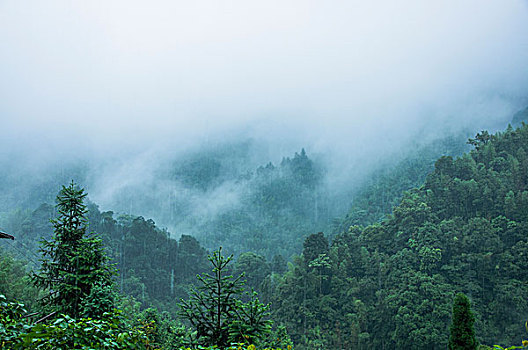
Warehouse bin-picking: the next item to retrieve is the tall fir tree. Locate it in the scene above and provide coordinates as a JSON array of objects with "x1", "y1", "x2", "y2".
[
  {"x1": 33, "y1": 181, "x2": 115, "y2": 319},
  {"x1": 449, "y1": 293, "x2": 478, "y2": 350},
  {"x1": 179, "y1": 248, "x2": 272, "y2": 347}
]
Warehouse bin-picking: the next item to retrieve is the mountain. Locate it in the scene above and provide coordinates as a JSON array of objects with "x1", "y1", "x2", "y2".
[{"x1": 268, "y1": 122, "x2": 528, "y2": 349}]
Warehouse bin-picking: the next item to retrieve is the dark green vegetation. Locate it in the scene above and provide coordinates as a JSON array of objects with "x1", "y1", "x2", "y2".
[
  {"x1": 265, "y1": 122, "x2": 528, "y2": 349},
  {"x1": 0, "y1": 182, "x2": 284, "y2": 349},
  {"x1": 334, "y1": 134, "x2": 469, "y2": 230},
  {"x1": 179, "y1": 248, "x2": 272, "y2": 347},
  {"x1": 179, "y1": 147, "x2": 328, "y2": 259},
  {"x1": 1, "y1": 200, "x2": 211, "y2": 316},
  {"x1": 33, "y1": 182, "x2": 114, "y2": 319},
  {"x1": 449, "y1": 293, "x2": 478, "y2": 350},
  {"x1": 1, "y1": 183, "x2": 148, "y2": 349},
  {"x1": 2, "y1": 114, "x2": 528, "y2": 349}
]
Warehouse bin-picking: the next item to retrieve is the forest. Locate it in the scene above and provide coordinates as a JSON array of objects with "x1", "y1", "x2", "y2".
[
  {"x1": 1, "y1": 110, "x2": 528, "y2": 349},
  {"x1": 3, "y1": 0, "x2": 528, "y2": 347}
]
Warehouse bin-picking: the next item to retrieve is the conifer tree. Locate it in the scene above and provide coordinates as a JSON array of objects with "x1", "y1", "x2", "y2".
[
  {"x1": 449, "y1": 292, "x2": 478, "y2": 350},
  {"x1": 179, "y1": 248, "x2": 272, "y2": 347},
  {"x1": 33, "y1": 181, "x2": 114, "y2": 319}
]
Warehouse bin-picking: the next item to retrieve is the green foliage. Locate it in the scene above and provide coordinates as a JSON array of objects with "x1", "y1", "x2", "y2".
[
  {"x1": 234, "y1": 252, "x2": 270, "y2": 291},
  {"x1": 0, "y1": 294, "x2": 30, "y2": 348},
  {"x1": 487, "y1": 322, "x2": 528, "y2": 349},
  {"x1": 1, "y1": 189, "x2": 212, "y2": 319},
  {"x1": 0, "y1": 247, "x2": 41, "y2": 310},
  {"x1": 0, "y1": 294, "x2": 148, "y2": 349},
  {"x1": 195, "y1": 148, "x2": 326, "y2": 259},
  {"x1": 449, "y1": 293, "x2": 478, "y2": 350},
  {"x1": 3, "y1": 117, "x2": 528, "y2": 349},
  {"x1": 491, "y1": 345, "x2": 528, "y2": 350},
  {"x1": 127, "y1": 307, "x2": 192, "y2": 350},
  {"x1": 28, "y1": 313, "x2": 145, "y2": 349},
  {"x1": 335, "y1": 133, "x2": 469, "y2": 230},
  {"x1": 88, "y1": 208, "x2": 210, "y2": 315},
  {"x1": 80, "y1": 281, "x2": 119, "y2": 319},
  {"x1": 302, "y1": 232, "x2": 329, "y2": 266},
  {"x1": 32, "y1": 181, "x2": 115, "y2": 319},
  {"x1": 269, "y1": 123, "x2": 528, "y2": 349},
  {"x1": 179, "y1": 248, "x2": 272, "y2": 348},
  {"x1": 228, "y1": 291, "x2": 272, "y2": 345}
]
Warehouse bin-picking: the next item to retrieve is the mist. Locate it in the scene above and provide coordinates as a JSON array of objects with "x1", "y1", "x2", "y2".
[{"x1": 1, "y1": 0, "x2": 528, "y2": 237}]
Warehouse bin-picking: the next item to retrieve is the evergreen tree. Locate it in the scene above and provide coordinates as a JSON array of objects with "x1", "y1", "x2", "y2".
[
  {"x1": 303, "y1": 232, "x2": 329, "y2": 265},
  {"x1": 449, "y1": 293, "x2": 478, "y2": 350},
  {"x1": 178, "y1": 248, "x2": 272, "y2": 347},
  {"x1": 33, "y1": 181, "x2": 114, "y2": 319}
]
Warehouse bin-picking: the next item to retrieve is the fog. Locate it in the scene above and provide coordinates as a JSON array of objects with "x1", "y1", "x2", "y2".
[{"x1": 1, "y1": 0, "x2": 528, "y2": 234}]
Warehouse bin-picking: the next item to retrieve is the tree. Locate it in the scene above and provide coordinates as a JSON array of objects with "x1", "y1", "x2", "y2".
[
  {"x1": 449, "y1": 293, "x2": 478, "y2": 350},
  {"x1": 33, "y1": 181, "x2": 114, "y2": 319},
  {"x1": 303, "y1": 232, "x2": 329, "y2": 266},
  {"x1": 233, "y1": 252, "x2": 270, "y2": 291},
  {"x1": 178, "y1": 248, "x2": 272, "y2": 347},
  {"x1": 271, "y1": 254, "x2": 287, "y2": 275},
  {"x1": 467, "y1": 130, "x2": 491, "y2": 150}
]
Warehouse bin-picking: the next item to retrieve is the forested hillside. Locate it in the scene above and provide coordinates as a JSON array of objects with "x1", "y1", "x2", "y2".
[
  {"x1": 0, "y1": 133, "x2": 468, "y2": 320},
  {"x1": 0, "y1": 145, "x2": 329, "y2": 260},
  {"x1": 2, "y1": 121, "x2": 528, "y2": 349},
  {"x1": 1, "y1": 202, "x2": 211, "y2": 317},
  {"x1": 266, "y1": 123, "x2": 528, "y2": 349},
  {"x1": 1, "y1": 131, "x2": 471, "y2": 262},
  {"x1": 334, "y1": 133, "x2": 470, "y2": 232},
  {"x1": 2, "y1": 0, "x2": 527, "y2": 347},
  {"x1": 196, "y1": 148, "x2": 326, "y2": 258}
]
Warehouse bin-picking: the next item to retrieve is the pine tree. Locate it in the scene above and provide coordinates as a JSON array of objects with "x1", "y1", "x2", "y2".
[
  {"x1": 449, "y1": 292, "x2": 478, "y2": 350},
  {"x1": 179, "y1": 248, "x2": 272, "y2": 347},
  {"x1": 33, "y1": 181, "x2": 114, "y2": 319}
]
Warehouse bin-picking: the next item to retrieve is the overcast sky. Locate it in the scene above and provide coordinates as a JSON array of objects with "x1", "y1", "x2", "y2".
[{"x1": 1, "y1": 0, "x2": 528, "y2": 159}]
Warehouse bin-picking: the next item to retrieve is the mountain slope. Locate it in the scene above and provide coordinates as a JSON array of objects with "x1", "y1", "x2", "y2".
[{"x1": 269, "y1": 123, "x2": 528, "y2": 349}]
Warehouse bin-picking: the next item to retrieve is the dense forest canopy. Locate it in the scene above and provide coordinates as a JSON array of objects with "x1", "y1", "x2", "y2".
[
  {"x1": 2, "y1": 111, "x2": 528, "y2": 348},
  {"x1": 2, "y1": 1, "x2": 528, "y2": 348},
  {"x1": 268, "y1": 121, "x2": 528, "y2": 349}
]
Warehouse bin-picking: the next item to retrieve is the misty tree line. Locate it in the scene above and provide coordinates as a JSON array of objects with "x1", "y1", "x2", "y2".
[
  {"x1": 261, "y1": 123, "x2": 528, "y2": 349},
  {"x1": 2, "y1": 120, "x2": 528, "y2": 348},
  {"x1": 0, "y1": 129, "x2": 469, "y2": 262},
  {"x1": 1, "y1": 182, "x2": 290, "y2": 349}
]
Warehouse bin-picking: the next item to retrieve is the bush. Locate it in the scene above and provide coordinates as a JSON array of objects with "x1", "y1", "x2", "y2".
[{"x1": 0, "y1": 295, "x2": 148, "y2": 350}]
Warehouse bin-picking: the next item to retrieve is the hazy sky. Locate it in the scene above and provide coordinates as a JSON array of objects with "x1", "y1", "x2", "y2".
[{"x1": 1, "y1": 0, "x2": 528, "y2": 158}]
